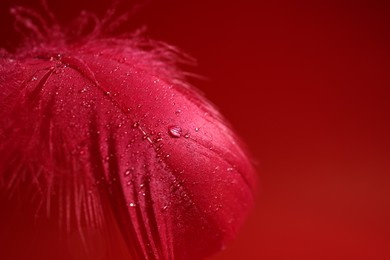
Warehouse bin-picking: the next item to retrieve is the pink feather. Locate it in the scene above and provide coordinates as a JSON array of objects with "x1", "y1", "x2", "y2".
[{"x1": 0, "y1": 5, "x2": 255, "y2": 260}]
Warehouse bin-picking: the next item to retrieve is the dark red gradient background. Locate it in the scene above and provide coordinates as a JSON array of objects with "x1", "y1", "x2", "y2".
[{"x1": 1, "y1": 1, "x2": 389, "y2": 259}]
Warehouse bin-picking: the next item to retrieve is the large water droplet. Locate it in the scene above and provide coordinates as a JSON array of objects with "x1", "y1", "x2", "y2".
[{"x1": 168, "y1": 125, "x2": 182, "y2": 138}]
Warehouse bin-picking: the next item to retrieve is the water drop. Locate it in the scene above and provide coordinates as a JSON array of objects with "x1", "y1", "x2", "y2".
[
  {"x1": 168, "y1": 125, "x2": 182, "y2": 138},
  {"x1": 184, "y1": 133, "x2": 190, "y2": 138},
  {"x1": 80, "y1": 87, "x2": 88, "y2": 93},
  {"x1": 156, "y1": 144, "x2": 163, "y2": 151},
  {"x1": 129, "y1": 202, "x2": 136, "y2": 207},
  {"x1": 132, "y1": 122, "x2": 139, "y2": 128},
  {"x1": 124, "y1": 169, "x2": 131, "y2": 176},
  {"x1": 195, "y1": 127, "x2": 199, "y2": 132}
]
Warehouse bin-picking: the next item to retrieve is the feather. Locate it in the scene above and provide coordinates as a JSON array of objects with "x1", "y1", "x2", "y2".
[{"x1": 0, "y1": 5, "x2": 256, "y2": 260}]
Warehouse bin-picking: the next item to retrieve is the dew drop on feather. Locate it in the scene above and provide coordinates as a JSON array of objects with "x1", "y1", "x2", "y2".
[{"x1": 168, "y1": 125, "x2": 182, "y2": 138}]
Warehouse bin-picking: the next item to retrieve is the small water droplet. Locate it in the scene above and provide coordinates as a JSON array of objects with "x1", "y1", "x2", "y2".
[
  {"x1": 132, "y1": 122, "x2": 139, "y2": 128},
  {"x1": 227, "y1": 167, "x2": 234, "y2": 172},
  {"x1": 195, "y1": 127, "x2": 199, "y2": 132},
  {"x1": 124, "y1": 168, "x2": 131, "y2": 176},
  {"x1": 184, "y1": 133, "x2": 190, "y2": 138},
  {"x1": 156, "y1": 144, "x2": 163, "y2": 151},
  {"x1": 129, "y1": 202, "x2": 136, "y2": 207},
  {"x1": 168, "y1": 125, "x2": 182, "y2": 138}
]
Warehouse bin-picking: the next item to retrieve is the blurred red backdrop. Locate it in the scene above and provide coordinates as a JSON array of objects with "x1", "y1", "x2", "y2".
[{"x1": 0, "y1": 0, "x2": 389, "y2": 259}]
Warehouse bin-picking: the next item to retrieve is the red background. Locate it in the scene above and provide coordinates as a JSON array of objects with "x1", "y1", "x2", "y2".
[{"x1": 1, "y1": 0, "x2": 389, "y2": 259}]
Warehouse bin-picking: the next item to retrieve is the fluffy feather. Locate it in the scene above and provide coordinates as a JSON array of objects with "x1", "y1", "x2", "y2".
[{"x1": 0, "y1": 4, "x2": 255, "y2": 260}]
